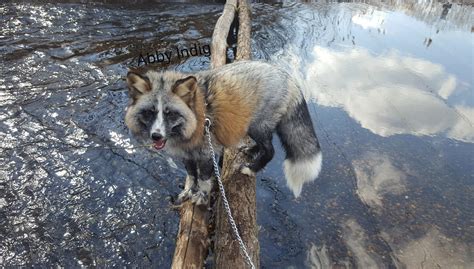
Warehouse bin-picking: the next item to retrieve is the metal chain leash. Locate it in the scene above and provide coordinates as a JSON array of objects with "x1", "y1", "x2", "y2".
[{"x1": 204, "y1": 118, "x2": 256, "y2": 269}]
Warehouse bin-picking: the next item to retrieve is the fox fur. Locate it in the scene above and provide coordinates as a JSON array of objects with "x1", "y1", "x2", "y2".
[{"x1": 125, "y1": 61, "x2": 322, "y2": 204}]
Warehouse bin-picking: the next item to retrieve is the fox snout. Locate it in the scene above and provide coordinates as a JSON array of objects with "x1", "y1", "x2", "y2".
[
  {"x1": 151, "y1": 132, "x2": 163, "y2": 141},
  {"x1": 151, "y1": 131, "x2": 167, "y2": 150}
]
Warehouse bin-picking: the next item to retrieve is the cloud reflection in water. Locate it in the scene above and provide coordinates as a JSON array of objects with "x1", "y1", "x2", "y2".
[
  {"x1": 304, "y1": 46, "x2": 474, "y2": 143},
  {"x1": 353, "y1": 152, "x2": 407, "y2": 211}
]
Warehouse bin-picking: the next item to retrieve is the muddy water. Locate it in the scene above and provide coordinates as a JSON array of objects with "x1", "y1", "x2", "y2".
[{"x1": 1, "y1": 1, "x2": 473, "y2": 268}]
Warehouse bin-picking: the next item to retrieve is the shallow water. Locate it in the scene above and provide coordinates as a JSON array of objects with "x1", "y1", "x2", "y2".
[{"x1": 1, "y1": 0, "x2": 473, "y2": 268}]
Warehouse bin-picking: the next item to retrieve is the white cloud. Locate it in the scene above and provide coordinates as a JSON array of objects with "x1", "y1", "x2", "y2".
[
  {"x1": 353, "y1": 152, "x2": 407, "y2": 210},
  {"x1": 303, "y1": 46, "x2": 474, "y2": 143},
  {"x1": 342, "y1": 219, "x2": 385, "y2": 268},
  {"x1": 449, "y1": 105, "x2": 474, "y2": 142},
  {"x1": 306, "y1": 244, "x2": 333, "y2": 269},
  {"x1": 382, "y1": 228, "x2": 474, "y2": 269}
]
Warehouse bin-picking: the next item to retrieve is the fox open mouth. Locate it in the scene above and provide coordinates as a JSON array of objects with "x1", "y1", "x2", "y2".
[{"x1": 153, "y1": 139, "x2": 167, "y2": 150}]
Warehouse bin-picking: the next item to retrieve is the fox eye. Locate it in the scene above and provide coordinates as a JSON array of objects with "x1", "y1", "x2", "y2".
[
  {"x1": 139, "y1": 109, "x2": 156, "y2": 124},
  {"x1": 143, "y1": 110, "x2": 154, "y2": 118},
  {"x1": 166, "y1": 110, "x2": 180, "y2": 118}
]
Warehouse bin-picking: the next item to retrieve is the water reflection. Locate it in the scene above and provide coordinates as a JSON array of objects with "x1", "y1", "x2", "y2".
[
  {"x1": 383, "y1": 227, "x2": 473, "y2": 269},
  {"x1": 0, "y1": 2, "x2": 218, "y2": 267},
  {"x1": 307, "y1": 220, "x2": 474, "y2": 269},
  {"x1": 304, "y1": 46, "x2": 474, "y2": 143},
  {"x1": 352, "y1": 9, "x2": 385, "y2": 31},
  {"x1": 353, "y1": 152, "x2": 407, "y2": 211},
  {"x1": 1, "y1": 0, "x2": 473, "y2": 268},
  {"x1": 262, "y1": 1, "x2": 473, "y2": 268},
  {"x1": 348, "y1": 0, "x2": 473, "y2": 31}
]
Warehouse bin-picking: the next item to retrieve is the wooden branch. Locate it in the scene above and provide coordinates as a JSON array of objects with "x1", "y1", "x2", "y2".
[
  {"x1": 172, "y1": 1, "x2": 258, "y2": 268},
  {"x1": 236, "y1": 0, "x2": 252, "y2": 61},
  {"x1": 171, "y1": 1, "x2": 239, "y2": 268},
  {"x1": 214, "y1": 0, "x2": 259, "y2": 268},
  {"x1": 211, "y1": 0, "x2": 237, "y2": 68},
  {"x1": 214, "y1": 139, "x2": 260, "y2": 268},
  {"x1": 171, "y1": 202, "x2": 209, "y2": 269}
]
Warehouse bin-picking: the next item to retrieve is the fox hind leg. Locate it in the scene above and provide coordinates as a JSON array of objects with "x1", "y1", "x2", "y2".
[{"x1": 243, "y1": 127, "x2": 275, "y2": 174}]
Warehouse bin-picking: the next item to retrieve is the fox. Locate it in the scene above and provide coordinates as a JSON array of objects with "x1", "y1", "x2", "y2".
[{"x1": 125, "y1": 61, "x2": 322, "y2": 205}]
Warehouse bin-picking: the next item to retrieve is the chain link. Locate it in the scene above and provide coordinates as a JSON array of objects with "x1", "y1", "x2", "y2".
[{"x1": 204, "y1": 118, "x2": 256, "y2": 269}]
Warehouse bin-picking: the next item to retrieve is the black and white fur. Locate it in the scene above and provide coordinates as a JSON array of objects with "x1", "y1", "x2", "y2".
[{"x1": 125, "y1": 61, "x2": 322, "y2": 204}]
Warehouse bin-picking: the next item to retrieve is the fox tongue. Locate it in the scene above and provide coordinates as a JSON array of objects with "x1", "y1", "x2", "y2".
[{"x1": 153, "y1": 139, "x2": 166, "y2": 150}]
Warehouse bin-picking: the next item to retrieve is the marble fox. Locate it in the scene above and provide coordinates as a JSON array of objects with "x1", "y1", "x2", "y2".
[{"x1": 125, "y1": 61, "x2": 322, "y2": 204}]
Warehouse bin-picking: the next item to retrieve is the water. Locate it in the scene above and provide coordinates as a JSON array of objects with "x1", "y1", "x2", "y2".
[{"x1": 1, "y1": 1, "x2": 472, "y2": 268}]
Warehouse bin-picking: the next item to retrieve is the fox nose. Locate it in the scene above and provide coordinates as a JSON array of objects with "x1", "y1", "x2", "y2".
[{"x1": 151, "y1": 132, "x2": 163, "y2": 141}]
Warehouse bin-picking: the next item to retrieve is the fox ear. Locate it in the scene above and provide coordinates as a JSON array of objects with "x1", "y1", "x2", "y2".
[
  {"x1": 172, "y1": 76, "x2": 197, "y2": 104},
  {"x1": 126, "y1": 71, "x2": 151, "y2": 99}
]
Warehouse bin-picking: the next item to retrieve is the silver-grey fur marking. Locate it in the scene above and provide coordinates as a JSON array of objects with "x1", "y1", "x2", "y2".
[{"x1": 125, "y1": 60, "x2": 322, "y2": 202}]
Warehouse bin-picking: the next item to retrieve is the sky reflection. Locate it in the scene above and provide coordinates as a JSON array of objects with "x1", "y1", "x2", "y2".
[{"x1": 304, "y1": 46, "x2": 473, "y2": 143}]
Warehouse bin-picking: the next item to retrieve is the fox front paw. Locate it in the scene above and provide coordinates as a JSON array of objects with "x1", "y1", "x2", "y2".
[
  {"x1": 190, "y1": 189, "x2": 209, "y2": 205},
  {"x1": 177, "y1": 188, "x2": 193, "y2": 204},
  {"x1": 176, "y1": 186, "x2": 210, "y2": 206}
]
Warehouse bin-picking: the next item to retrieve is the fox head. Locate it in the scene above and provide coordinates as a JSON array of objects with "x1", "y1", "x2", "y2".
[{"x1": 124, "y1": 70, "x2": 204, "y2": 150}]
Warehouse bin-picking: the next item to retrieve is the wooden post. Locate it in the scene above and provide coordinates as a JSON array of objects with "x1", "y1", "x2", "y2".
[
  {"x1": 171, "y1": 202, "x2": 209, "y2": 269},
  {"x1": 213, "y1": 0, "x2": 259, "y2": 268},
  {"x1": 236, "y1": 0, "x2": 252, "y2": 61},
  {"x1": 172, "y1": 1, "x2": 258, "y2": 268},
  {"x1": 210, "y1": 0, "x2": 237, "y2": 69}
]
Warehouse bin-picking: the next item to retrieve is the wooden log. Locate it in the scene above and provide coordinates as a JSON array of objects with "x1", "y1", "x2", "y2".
[
  {"x1": 172, "y1": 1, "x2": 259, "y2": 268},
  {"x1": 171, "y1": 202, "x2": 209, "y2": 269},
  {"x1": 214, "y1": 141, "x2": 260, "y2": 269},
  {"x1": 172, "y1": 1, "x2": 239, "y2": 267},
  {"x1": 236, "y1": 0, "x2": 252, "y2": 61},
  {"x1": 211, "y1": 0, "x2": 237, "y2": 69},
  {"x1": 214, "y1": 0, "x2": 259, "y2": 268}
]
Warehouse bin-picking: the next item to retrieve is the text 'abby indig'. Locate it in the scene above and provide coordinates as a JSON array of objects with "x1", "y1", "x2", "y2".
[{"x1": 138, "y1": 43, "x2": 211, "y2": 66}]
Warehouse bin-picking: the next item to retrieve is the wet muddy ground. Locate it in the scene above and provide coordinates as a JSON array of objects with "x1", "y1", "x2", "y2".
[{"x1": 1, "y1": 0, "x2": 473, "y2": 268}]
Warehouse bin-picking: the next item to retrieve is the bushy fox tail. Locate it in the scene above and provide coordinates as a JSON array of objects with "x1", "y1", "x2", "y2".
[{"x1": 277, "y1": 98, "x2": 322, "y2": 197}]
